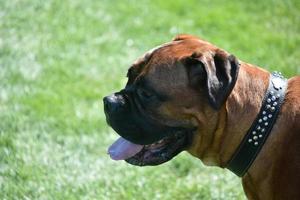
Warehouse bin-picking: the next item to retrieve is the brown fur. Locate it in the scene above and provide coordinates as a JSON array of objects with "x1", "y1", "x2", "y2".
[{"x1": 132, "y1": 34, "x2": 300, "y2": 199}]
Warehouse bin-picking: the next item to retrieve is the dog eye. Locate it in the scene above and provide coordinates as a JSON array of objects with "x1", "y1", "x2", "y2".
[{"x1": 137, "y1": 88, "x2": 155, "y2": 100}]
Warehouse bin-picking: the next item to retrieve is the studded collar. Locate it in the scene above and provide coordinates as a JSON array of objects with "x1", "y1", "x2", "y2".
[{"x1": 226, "y1": 71, "x2": 287, "y2": 177}]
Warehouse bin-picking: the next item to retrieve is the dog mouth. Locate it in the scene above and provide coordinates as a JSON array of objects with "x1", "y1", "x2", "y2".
[{"x1": 107, "y1": 131, "x2": 192, "y2": 166}]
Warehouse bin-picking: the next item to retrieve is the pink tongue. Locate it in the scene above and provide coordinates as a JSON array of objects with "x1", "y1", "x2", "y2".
[{"x1": 108, "y1": 137, "x2": 144, "y2": 160}]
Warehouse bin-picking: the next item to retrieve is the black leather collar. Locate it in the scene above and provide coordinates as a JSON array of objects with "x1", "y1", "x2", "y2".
[{"x1": 227, "y1": 71, "x2": 287, "y2": 177}]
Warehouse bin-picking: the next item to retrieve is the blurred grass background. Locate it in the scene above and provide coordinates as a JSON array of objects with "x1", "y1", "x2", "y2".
[{"x1": 0, "y1": 0, "x2": 299, "y2": 199}]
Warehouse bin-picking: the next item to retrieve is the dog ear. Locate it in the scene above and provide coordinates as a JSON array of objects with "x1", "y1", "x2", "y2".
[{"x1": 184, "y1": 50, "x2": 240, "y2": 109}]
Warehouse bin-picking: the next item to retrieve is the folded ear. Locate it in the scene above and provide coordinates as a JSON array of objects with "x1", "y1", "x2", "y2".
[{"x1": 184, "y1": 50, "x2": 240, "y2": 109}]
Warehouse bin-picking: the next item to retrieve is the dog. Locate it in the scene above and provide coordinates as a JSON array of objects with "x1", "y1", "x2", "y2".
[{"x1": 103, "y1": 34, "x2": 300, "y2": 200}]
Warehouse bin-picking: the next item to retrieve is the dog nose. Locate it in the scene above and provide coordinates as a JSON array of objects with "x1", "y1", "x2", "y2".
[
  {"x1": 103, "y1": 94, "x2": 125, "y2": 113},
  {"x1": 103, "y1": 95, "x2": 116, "y2": 113}
]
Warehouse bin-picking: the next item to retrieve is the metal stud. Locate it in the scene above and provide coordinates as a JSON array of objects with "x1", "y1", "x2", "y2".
[
  {"x1": 254, "y1": 142, "x2": 258, "y2": 146},
  {"x1": 271, "y1": 96, "x2": 276, "y2": 101},
  {"x1": 263, "y1": 116, "x2": 268, "y2": 121},
  {"x1": 271, "y1": 107, "x2": 275, "y2": 112},
  {"x1": 276, "y1": 94, "x2": 280, "y2": 98},
  {"x1": 266, "y1": 104, "x2": 271, "y2": 109},
  {"x1": 259, "y1": 134, "x2": 263, "y2": 138},
  {"x1": 265, "y1": 122, "x2": 268, "y2": 126},
  {"x1": 257, "y1": 126, "x2": 261, "y2": 130},
  {"x1": 268, "y1": 114, "x2": 272, "y2": 118},
  {"x1": 248, "y1": 139, "x2": 253, "y2": 143},
  {"x1": 273, "y1": 102, "x2": 278, "y2": 106},
  {"x1": 252, "y1": 131, "x2": 256, "y2": 135},
  {"x1": 270, "y1": 91, "x2": 274, "y2": 95},
  {"x1": 262, "y1": 111, "x2": 266, "y2": 115},
  {"x1": 253, "y1": 136, "x2": 258, "y2": 140},
  {"x1": 267, "y1": 98, "x2": 271, "y2": 103},
  {"x1": 261, "y1": 128, "x2": 265, "y2": 132},
  {"x1": 258, "y1": 119, "x2": 262, "y2": 123}
]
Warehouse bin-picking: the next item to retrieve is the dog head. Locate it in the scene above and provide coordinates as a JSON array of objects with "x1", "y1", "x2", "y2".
[{"x1": 103, "y1": 34, "x2": 239, "y2": 166}]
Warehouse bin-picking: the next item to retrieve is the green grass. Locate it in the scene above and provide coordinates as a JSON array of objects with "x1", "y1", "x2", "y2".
[{"x1": 0, "y1": 0, "x2": 299, "y2": 199}]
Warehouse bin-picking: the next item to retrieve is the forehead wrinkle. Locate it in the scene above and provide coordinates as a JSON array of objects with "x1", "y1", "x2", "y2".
[
  {"x1": 131, "y1": 41, "x2": 175, "y2": 69},
  {"x1": 129, "y1": 42, "x2": 175, "y2": 83},
  {"x1": 128, "y1": 38, "x2": 217, "y2": 85},
  {"x1": 130, "y1": 40, "x2": 192, "y2": 75},
  {"x1": 143, "y1": 62, "x2": 189, "y2": 98}
]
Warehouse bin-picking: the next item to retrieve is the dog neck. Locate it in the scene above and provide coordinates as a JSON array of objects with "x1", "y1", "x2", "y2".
[
  {"x1": 187, "y1": 61, "x2": 298, "y2": 198},
  {"x1": 187, "y1": 63, "x2": 268, "y2": 165},
  {"x1": 221, "y1": 63, "x2": 287, "y2": 198},
  {"x1": 188, "y1": 63, "x2": 269, "y2": 166},
  {"x1": 220, "y1": 63, "x2": 270, "y2": 166},
  {"x1": 219, "y1": 63, "x2": 299, "y2": 199}
]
